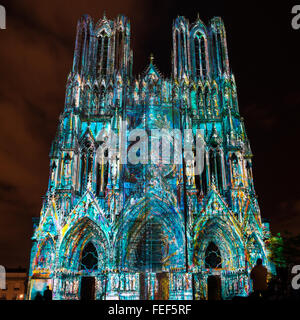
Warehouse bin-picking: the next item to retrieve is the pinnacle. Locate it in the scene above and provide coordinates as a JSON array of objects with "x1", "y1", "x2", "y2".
[{"x1": 150, "y1": 53, "x2": 154, "y2": 64}]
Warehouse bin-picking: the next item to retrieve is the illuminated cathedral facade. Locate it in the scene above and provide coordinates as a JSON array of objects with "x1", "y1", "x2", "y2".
[{"x1": 27, "y1": 14, "x2": 274, "y2": 300}]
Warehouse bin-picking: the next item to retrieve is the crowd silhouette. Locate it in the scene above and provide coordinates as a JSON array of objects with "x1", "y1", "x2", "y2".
[{"x1": 34, "y1": 286, "x2": 52, "y2": 301}]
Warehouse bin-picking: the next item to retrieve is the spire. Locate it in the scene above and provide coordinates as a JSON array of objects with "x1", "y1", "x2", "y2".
[
  {"x1": 150, "y1": 53, "x2": 154, "y2": 65},
  {"x1": 143, "y1": 53, "x2": 161, "y2": 80},
  {"x1": 103, "y1": 11, "x2": 107, "y2": 20}
]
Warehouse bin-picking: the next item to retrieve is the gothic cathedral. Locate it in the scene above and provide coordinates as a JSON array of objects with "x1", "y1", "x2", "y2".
[{"x1": 27, "y1": 14, "x2": 274, "y2": 300}]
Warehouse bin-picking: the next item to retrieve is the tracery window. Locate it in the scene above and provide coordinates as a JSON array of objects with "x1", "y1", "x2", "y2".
[
  {"x1": 205, "y1": 242, "x2": 222, "y2": 269},
  {"x1": 80, "y1": 242, "x2": 98, "y2": 272}
]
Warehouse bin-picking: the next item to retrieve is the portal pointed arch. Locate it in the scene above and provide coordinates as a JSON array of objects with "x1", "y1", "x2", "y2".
[
  {"x1": 58, "y1": 216, "x2": 110, "y2": 272},
  {"x1": 193, "y1": 216, "x2": 245, "y2": 270},
  {"x1": 114, "y1": 196, "x2": 186, "y2": 272}
]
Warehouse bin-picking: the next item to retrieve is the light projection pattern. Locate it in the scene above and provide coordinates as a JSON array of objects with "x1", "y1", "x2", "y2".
[{"x1": 27, "y1": 14, "x2": 274, "y2": 300}]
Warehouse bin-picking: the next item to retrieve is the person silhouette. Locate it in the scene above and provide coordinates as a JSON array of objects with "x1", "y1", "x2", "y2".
[
  {"x1": 250, "y1": 258, "x2": 268, "y2": 299},
  {"x1": 43, "y1": 286, "x2": 53, "y2": 301},
  {"x1": 34, "y1": 292, "x2": 43, "y2": 301}
]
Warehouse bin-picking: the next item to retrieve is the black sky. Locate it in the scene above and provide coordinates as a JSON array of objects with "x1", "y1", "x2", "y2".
[{"x1": 0, "y1": 0, "x2": 300, "y2": 268}]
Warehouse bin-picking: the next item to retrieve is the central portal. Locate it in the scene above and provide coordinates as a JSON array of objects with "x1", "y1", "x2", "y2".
[
  {"x1": 134, "y1": 220, "x2": 164, "y2": 272},
  {"x1": 134, "y1": 220, "x2": 169, "y2": 299}
]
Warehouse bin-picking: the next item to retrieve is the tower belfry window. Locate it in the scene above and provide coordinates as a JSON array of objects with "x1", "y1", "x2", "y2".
[
  {"x1": 213, "y1": 32, "x2": 224, "y2": 76},
  {"x1": 200, "y1": 36, "x2": 207, "y2": 77},
  {"x1": 194, "y1": 32, "x2": 207, "y2": 79},
  {"x1": 96, "y1": 31, "x2": 109, "y2": 78},
  {"x1": 217, "y1": 33, "x2": 224, "y2": 74},
  {"x1": 176, "y1": 29, "x2": 185, "y2": 76},
  {"x1": 176, "y1": 30, "x2": 180, "y2": 74},
  {"x1": 181, "y1": 32, "x2": 186, "y2": 75},
  {"x1": 115, "y1": 29, "x2": 124, "y2": 71},
  {"x1": 77, "y1": 29, "x2": 85, "y2": 74},
  {"x1": 194, "y1": 36, "x2": 200, "y2": 77}
]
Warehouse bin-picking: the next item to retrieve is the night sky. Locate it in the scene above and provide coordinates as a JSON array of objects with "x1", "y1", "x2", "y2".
[{"x1": 0, "y1": 0, "x2": 299, "y2": 268}]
